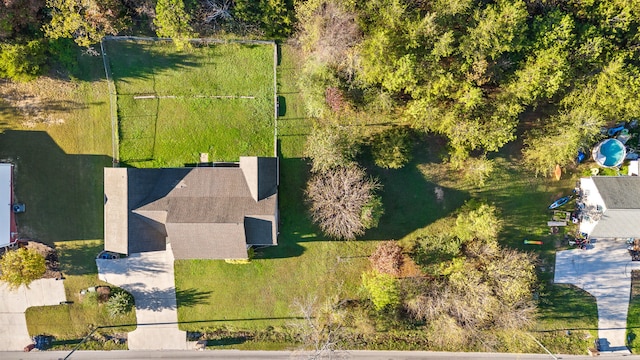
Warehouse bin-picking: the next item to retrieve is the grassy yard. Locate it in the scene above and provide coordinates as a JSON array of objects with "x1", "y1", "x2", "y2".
[
  {"x1": 628, "y1": 271, "x2": 640, "y2": 352},
  {"x1": 26, "y1": 240, "x2": 136, "y2": 349},
  {"x1": 104, "y1": 40, "x2": 275, "y2": 167},
  {"x1": 172, "y1": 44, "x2": 600, "y2": 353},
  {"x1": 0, "y1": 51, "x2": 136, "y2": 345},
  {"x1": 0, "y1": 40, "x2": 600, "y2": 353},
  {"x1": 174, "y1": 44, "x2": 372, "y2": 332}
]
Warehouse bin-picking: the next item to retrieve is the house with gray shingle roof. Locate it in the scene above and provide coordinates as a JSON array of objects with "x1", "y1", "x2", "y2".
[
  {"x1": 103, "y1": 157, "x2": 278, "y2": 260},
  {"x1": 579, "y1": 176, "x2": 640, "y2": 239}
]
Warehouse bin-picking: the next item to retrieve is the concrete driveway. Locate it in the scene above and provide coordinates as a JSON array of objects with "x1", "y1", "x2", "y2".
[
  {"x1": 0, "y1": 278, "x2": 66, "y2": 350},
  {"x1": 555, "y1": 238, "x2": 640, "y2": 353},
  {"x1": 97, "y1": 248, "x2": 187, "y2": 350}
]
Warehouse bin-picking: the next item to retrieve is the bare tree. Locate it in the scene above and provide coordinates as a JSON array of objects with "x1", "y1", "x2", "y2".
[
  {"x1": 296, "y1": 0, "x2": 362, "y2": 75},
  {"x1": 369, "y1": 241, "x2": 403, "y2": 276},
  {"x1": 291, "y1": 296, "x2": 347, "y2": 359},
  {"x1": 199, "y1": 0, "x2": 232, "y2": 24},
  {"x1": 306, "y1": 165, "x2": 381, "y2": 240}
]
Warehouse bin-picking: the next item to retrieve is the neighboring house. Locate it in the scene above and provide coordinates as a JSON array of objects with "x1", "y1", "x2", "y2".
[
  {"x1": 104, "y1": 157, "x2": 278, "y2": 260},
  {"x1": 0, "y1": 163, "x2": 18, "y2": 248},
  {"x1": 579, "y1": 176, "x2": 640, "y2": 238}
]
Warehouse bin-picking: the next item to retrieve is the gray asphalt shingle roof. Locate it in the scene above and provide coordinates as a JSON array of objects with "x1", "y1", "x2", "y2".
[
  {"x1": 592, "y1": 176, "x2": 640, "y2": 209},
  {"x1": 104, "y1": 157, "x2": 278, "y2": 259},
  {"x1": 586, "y1": 176, "x2": 640, "y2": 239}
]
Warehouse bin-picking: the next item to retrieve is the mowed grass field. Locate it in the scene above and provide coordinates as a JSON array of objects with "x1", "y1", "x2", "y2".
[
  {"x1": 105, "y1": 40, "x2": 275, "y2": 167},
  {"x1": 0, "y1": 52, "x2": 135, "y2": 345},
  {"x1": 175, "y1": 44, "x2": 598, "y2": 353}
]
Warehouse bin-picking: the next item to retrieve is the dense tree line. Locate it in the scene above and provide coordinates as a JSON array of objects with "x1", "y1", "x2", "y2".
[
  {"x1": 0, "y1": 0, "x2": 295, "y2": 80},
  {"x1": 296, "y1": 0, "x2": 640, "y2": 175}
]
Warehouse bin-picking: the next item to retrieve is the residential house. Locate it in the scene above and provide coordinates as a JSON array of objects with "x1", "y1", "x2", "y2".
[
  {"x1": 103, "y1": 157, "x2": 278, "y2": 259},
  {"x1": 579, "y1": 176, "x2": 640, "y2": 239}
]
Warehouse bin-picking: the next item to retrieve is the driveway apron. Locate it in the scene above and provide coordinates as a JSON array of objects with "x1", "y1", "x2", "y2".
[
  {"x1": 555, "y1": 238, "x2": 640, "y2": 353},
  {"x1": 0, "y1": 278, "x2": 66, "y2": 350},
  {"x1": 97, "y1": 249, "x2": 187, "y2": 350}
]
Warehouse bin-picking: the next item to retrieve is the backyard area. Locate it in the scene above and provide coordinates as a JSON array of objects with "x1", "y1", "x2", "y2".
[{"x1": 104, "y1": 40, "x2": 276, "y2": 167}]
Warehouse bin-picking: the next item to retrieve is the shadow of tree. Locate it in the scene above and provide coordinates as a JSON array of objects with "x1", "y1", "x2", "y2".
[
  {"x1": 127, "y1": 286, "x2": 211, "y2": 311},
  {"x1": 57, "y1": 240, "x2": 104, "y2": 275},
  {"x1": 102, "y1": 40, "x2": 199, "y2": 89},
  {"x1": 176, "y1": 288, "x2": 212, "y2": 308},
  {"x1": 0, "y1": 130, "x2": 112, "y2": 244}
]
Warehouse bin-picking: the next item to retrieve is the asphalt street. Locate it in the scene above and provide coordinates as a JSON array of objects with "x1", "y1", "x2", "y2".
[{"x1": 1, "y1": 350, "x2": 636, "y2": 360}]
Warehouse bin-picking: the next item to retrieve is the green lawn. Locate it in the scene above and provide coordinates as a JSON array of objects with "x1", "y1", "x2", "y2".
[
  {"x1": 628, "y1": 270, "x2": 640, "y2": 352},
  {"x1": 172, "y1": 44, "x2": 600, "y2": 353},
  {"x1": 0, "y1": 51, "x2": 136, "y2": 346},
  {"x1": 104, "y1": 40, "x2": 275, "y2": 167},
  {"x1": 0, "y1": 40, "x2": 600, "y2": 353}
]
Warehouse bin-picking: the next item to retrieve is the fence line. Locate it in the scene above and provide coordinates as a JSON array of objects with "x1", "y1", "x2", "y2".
[
  {"x1": 100, "y1": 39, "x2": 119, "y2": 167},
  {"x1": 273, "y1": 41, "x2": 278, "y2": 159},
  {"x1": 101, "y1": 36, "x2": 278, "y2": 163},
  {"x1": 133, "y1": 95, "x2": 255, "y2": 100},
  {"x1": 103, "y1": 35, "x2": 273, "y2": 46}
]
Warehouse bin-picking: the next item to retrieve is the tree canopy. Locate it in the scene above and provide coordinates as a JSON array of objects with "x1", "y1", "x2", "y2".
[{"x1": 0, "y1": 248, "x2": 46, "y2": 289}]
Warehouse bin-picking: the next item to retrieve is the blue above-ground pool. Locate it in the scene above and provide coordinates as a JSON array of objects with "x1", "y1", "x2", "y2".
[{"x1": 592, "y1": 138, "x2": 626, "y2": 168}]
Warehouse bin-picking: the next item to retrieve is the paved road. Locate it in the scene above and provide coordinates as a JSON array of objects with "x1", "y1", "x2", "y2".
[
  {"x1": 1, "y1": 350, "x2": 631, "y2": 360},
  {"x1": 97, "y1": 248, "x2": 187, "y2": 350},
  {"x1": 555, "y1": 238, "x2": 640, "y2": 353},
  {"x1": 0, "y1": 278, "x2": 66, "y2": 351}
]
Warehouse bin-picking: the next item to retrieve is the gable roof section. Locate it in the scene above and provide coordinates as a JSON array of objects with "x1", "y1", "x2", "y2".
[
  {"x1": 240, "y1": 157, "x2": 278, "y2": 201},
  {"x1": 104, "y1": 157, "x2": 278, "y2": 259},
  {"x1": 592, "y1": 176, "x2": 640, "y2": 209},
  {"x1": 589, "y1": 209, "x2": 640, "y2": 238},
  {"x1": 167, "y1": 223, "x2": 249, "y2": 259}
]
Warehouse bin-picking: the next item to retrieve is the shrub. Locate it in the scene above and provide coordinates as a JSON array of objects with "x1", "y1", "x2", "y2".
[
  {"x1": 47, "y1": 38, "x2": 79, "y2": 74},
  {"x1": 370, "y1": 127, "x2": 413, "y2": 169},
  {"x1": 370, "y1": 241, "x2": 403, "y2": 276},
  {"x1": 361, "y1": 270, "x2": 400, "y2": 311},
  {"x1": 305, "y1": 125, "x2": 359, "y2": 173},
  {"x1": 298, "y1": 61, "x2": 339, "y2": 118},
  {"x1": 0, "y1": 247, "x2": 46, "y2": 289},
  {"x1": 0, "y1": 40, "x2": 46, "y2": 81},
  {"x1": 106, "y1": 290, "x2": 134, "y2": 318}
]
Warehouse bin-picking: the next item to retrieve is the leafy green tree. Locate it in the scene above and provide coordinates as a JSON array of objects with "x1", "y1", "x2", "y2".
[
  {"x1": 459, "y1": 0, "x2": 528, "y2": 62},
  {"x1": 562, "y1": 57, "x2": 640, "y2": 123},
  {"x1": 304, "y1": 124, "x2": 359, "y2": 172},
  {"x1": 44, "y1": 0, "x2": 127, "y2": 47},
  {"x1": 523, "y1": 108, "x2": 602, "y2": 176},
  {"x1": 0, "y1": 248, "x2": 46, "y2": 289},
  {"x1": 0, "y1": 39, "x2": 46, "y2": 81},
  {"x1": 454, "y1": 201, "x2": 502, "y2": 243},
  {"x1": 361, "y1": 270, "x2": 400, "y2": 311},
  {"x1": 233, "y1": 0, "x2": 294, "y2": 38},
  {"x1": 370, "y1": 126, "x2": 412, "y2": 169},
  {"x1": 154, "y1": 0, "x2": 194, "y2": 50}
]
